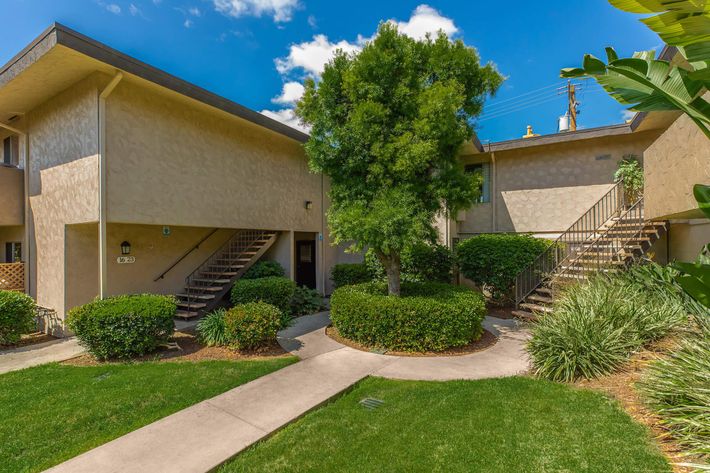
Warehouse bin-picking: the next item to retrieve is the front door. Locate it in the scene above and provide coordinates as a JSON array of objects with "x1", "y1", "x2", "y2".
[{"x1": 295, "y1": 240, "x2": 316, "y2": 289}]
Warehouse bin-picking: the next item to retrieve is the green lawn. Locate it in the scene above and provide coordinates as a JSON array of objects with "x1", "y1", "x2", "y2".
[
  {"x1": 221, "y1": 376, "x2": 670, "y2": 473},
  {"x1": 0, "y1": 358, "x2": 296, "y2": 473}
]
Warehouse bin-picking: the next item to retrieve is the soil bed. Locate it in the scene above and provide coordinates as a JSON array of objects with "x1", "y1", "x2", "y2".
[
  {"x1": 326, "y1": 325, "x2": 497, "y2": 357},
  {"x1": 63, "y1": 329, "x2": 290, "y2": 366}
]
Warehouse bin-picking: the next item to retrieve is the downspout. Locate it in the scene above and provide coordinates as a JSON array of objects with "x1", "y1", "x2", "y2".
[
  {"x1": 490, "y1": 150, "x2": 497, "y2": 232},
  {"x1": 98, "y1": 72, "x2": 123, "y2": 299},
  {"x1": 0, "y1": 122, "x2": 29, "y2": 294}
]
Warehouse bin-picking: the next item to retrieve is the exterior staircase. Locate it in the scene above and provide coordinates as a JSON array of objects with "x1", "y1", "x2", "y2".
[
  {"x1": 512, "y1": 182, "x2": 667, "y2": 321},
  {"x1": 175, "y1": 229, "x2": 279, "y2": 319}
]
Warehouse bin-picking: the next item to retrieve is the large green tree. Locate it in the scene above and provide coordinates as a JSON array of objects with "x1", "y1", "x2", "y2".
[{"x1": 297, "y1": 23, "x2": 502, "y2": 295}]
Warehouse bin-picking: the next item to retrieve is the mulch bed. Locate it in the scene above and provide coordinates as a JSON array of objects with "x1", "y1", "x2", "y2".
[
  {"x1": 62, "y1": 329, "x2": 290, "y2": 366},
  {"x1": 326, "y1": 325, "x2": 498, "y2": 357},
  {"x1": 575, "y1": 336, "x2": 698, "y2": 473},
  {"x1": 0, "y1": 332, "x2": 58, "y2": 351}
]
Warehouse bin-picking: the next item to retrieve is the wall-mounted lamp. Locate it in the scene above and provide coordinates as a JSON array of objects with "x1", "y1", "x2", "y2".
[
  {"x1": 304, "y1": 200, "x2": 313, "y2": 210},
  {"x1": 120, "y1": 241, "x2": 131, "y2": 255}
]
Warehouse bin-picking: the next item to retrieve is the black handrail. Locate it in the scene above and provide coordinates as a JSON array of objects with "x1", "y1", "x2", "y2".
[{"x1": 153, "y1": 228, "x2": 220, "y2": 282}]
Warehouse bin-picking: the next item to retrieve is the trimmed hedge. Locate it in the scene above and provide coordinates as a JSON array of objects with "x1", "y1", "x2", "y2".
[
  {"x1": 0, "y1": 290, "x2": 36, "y2": 345},
  {"x1": 243, "y1": 260, "x2": 285, "y2": 280},
  {"x1": 67, "y1": 294, "x2": 176, "y2": 360},
  {"x1": 456, "y1": 234, "x2": 552, "y2": 300},
  {"x1": 330, "y1": 282, "x2": 486, "y2": 352},
  {"x1": 224, "y1": 302, "x2": 282, "y2": 350},
  {"x1": 231, "y1": 276, "x2": 296, "y2": 326},
  {"x1": 331, "y1": 263, "x2": 371, "y2": 288},
  {"x1": 365, "y1": 243, "x2": 453, "y2": 283}
]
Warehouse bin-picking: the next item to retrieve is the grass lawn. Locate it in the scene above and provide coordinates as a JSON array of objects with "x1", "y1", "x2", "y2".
[
  {"x1": 221, "y1": 376, "x2": 671, "y2": 473},
  {"x1": 0, "y1": 358, "x2": 296, "y2": 473}
]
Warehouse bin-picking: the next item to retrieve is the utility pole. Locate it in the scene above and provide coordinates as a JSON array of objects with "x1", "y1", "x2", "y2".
[{"x1": 557, "y1": 80, "x2": 582, "y2": 131}]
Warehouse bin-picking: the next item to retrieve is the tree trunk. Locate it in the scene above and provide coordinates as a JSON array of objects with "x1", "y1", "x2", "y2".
[{"x1": 378, "y1": 251, "x2": 401, "y2": 296}]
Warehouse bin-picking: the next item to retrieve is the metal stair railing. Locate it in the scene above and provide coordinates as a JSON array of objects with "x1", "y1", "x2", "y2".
[
  {"x1": 553, "y1": 198, "x2": 645, "y2": 282},
  {"x1": 514, "y1": 180, "x2": 626, "y2": 307},
  {"x1": 183, "y1": 229, "x2": 270, "y2": 312}
]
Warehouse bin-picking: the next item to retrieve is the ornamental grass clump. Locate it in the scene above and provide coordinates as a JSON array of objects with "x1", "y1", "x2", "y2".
[
  {"x1": 528, "y1": 268, "x2": 687, "y2": 382},
  {"x1": 196, "y1": 309, "x2": 229, "y2": 347}
]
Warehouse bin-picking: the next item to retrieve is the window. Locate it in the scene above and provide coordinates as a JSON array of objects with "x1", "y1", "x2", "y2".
[
  {"x1": 3, "y1": 136, "x2": 19, "y2": 166},
  {"x1": 465, "y1": 163, "x2": 491, "y2": 203},
  {"x1": 5, "y1": 242, "x2": 21, "y2": 263}
]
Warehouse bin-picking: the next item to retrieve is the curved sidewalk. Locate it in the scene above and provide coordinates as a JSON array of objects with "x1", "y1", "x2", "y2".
[
  {"x1": 46, "y1": 313, "x2": 530, "y2": 473},
  {"x1": 278, "y1": 312, "x2": 531, "y2": 381}
]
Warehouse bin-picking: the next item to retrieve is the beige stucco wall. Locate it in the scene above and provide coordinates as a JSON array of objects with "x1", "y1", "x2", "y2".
[
  {"x1": 458, "y1": 131, "x2": 661, "y2": 235},
  {"x1": 0, "y1": 165, "x2": 24, "y2": 225},
  {"x1": 645, "y1": 113, "x2": 710, "y2": 220},
  {"x1": 26, "y1": 74, "x2": 101, "y2": 318},
  {"x1": 105, "y1": 79, "x2": 323, "y2": 232},
  {"x1": 668, "y1": 221, "x2": 710, "y2": 262}
]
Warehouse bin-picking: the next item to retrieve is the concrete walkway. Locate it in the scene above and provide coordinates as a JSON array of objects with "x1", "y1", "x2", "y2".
[
  {"x1": 46, "y1": 313, "x2": 530, "y2": 473},
  {"x1": 0, "y1": 338, "x2": 84, "y2": 375}
]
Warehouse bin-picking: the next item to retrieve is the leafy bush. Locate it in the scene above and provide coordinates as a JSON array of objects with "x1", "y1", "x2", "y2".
[
  {"x1": 243, "y1": 260, "x2": 285, "y2": 280},
  {"x1": 196, "y1": 308, "x2": 229, "y2": 347},
  {"x1": 365, "y1": 242, "x2": 453, "y2": 283},
  {"x1": 0, "y1": 290, "x2": 36, "y2": 345},
  {"x1": 456, "y1": 234, "x2": 552, "y2": 300},
  {"x1": 614, "y1": 155, "x2": 644, "y2": 204},
  {"x1": 639, "y1": 334, "x2": 710, "y2": 460},
  {"x1": 330, "y1": 282, "x2": 486, "y2": 352},
  {"x1": 224, "y1": 302, "x2": 282, "y2": 350},
  {"x1": 231, "y1": 276, "x2": 296, "y2": 327},
  {"x1": 290, "y1": 286, "x2": 324, "y2": 316},
  {"x1": 331, "y1": 263, "x2": 371, "y2": 288},
  {"x1": 67, "y1": 294, "x2": 176, "y2": 360},
  {"x1": 528, "y1": 267, "x2": 687, "y2": 382}
]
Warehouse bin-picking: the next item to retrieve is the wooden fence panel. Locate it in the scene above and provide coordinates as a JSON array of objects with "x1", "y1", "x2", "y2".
[{"x1": 0, "y1": 263, "x2": 24, "y2": 291}]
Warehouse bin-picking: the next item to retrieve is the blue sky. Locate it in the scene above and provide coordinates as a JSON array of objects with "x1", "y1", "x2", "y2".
[{"x1": 1, "y1": 0, "x2": 661, "y2": 142}]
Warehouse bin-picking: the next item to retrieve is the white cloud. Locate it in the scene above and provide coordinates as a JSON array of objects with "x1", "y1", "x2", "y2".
[
  {"x1": 184, "y1": 18, "x2": 194, "y2": 28},
  {"x1": 189, "y1": 6, "x2": 201, "y2": 16},
  {"x1": 307, "y1": 14, "x2": 317, "y2": 28},
  {"x1": 260, "y1": 108, "x2": 310, "y2": 133},
  {"x1": 213, "y1": 0, "x2": 300, "y2": 22},
  {"x1": 272, "y1": 81, "x2": 305, "y2": 105},
  {"x1": 276, "y1": 34, "x2": 360, "y2": 76},
  {"x1": 106, "y1": 3, "x2": 121, "y2": 14},
  {"x1": 389, "y1": 4, "x2": 457, "y2": 40},
  {"x1": 621, "y1": 109, "x2": 636, "y2": 122}
]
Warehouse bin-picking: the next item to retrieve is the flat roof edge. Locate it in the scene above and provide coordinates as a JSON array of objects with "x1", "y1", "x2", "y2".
[{"x1": 485, "y1": 123, "x2": 633, "y2": 152}]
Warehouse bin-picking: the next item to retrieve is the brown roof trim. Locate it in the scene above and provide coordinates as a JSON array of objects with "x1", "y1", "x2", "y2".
[
  {"x1": 0, "y1": 23, "x2": 310, "y2": 143},
  {"x1": 486, "y1": 123, "x2": 632, "y2": 152}
]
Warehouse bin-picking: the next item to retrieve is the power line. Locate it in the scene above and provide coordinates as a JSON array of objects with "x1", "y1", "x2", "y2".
[
  {"x1": 483, "y1": 82, "x2": 562, "y2": 109},
  {"x1": 478, "y1": 88, "x2": 608, "y2": 122}
]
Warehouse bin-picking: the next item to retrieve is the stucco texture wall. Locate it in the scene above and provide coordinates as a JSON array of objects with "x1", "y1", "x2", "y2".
[
  {"x1": 669, "y1": 221, "x2": 710, "y2": 262},
  {"x1": 0, "y1": 166, "x2": 23, "y2": 225},
  {"x1": 105, "y1": 80, "x2": 323, "y2": 232},
  {"x1": 458, "y1": 131, "x2": 661, "y2": 234},
  {"x1": 644, "y1": 113, "x2": 710, "y2": 220},
  {"x1": 26, "y1": 74, "x2": 101, "y2": 318}
]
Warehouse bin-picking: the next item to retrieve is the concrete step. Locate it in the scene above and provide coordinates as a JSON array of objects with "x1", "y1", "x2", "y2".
[
  {"x1": 184, "y1": 285, "x2": 224, "y2": 292},
  {"x1": 511, "y1": 310, "x2": 537, "y2": 321},
  {"x1": 535, "y1": 287, "x2": 554, "y2": 296},
  {"x1": 177, "y1": 302, "x2": 207, "y2": 310},
  {"x1": 200, "y1": 271, "x2": 238, "y2": 277},
  {"x1": 527, "y1": 293, "x2": 553, "y2": 304},
  {"x1": 176, "y1": 294, "x2": 216, "y2": 301},
  {"x1": 192, "y1": 278, "x2": 230, "y2": 284},
  {"x1": 175, "y1": 310, "x2": 200, "y2": 319},
  {"x1": 520, "y1": 303, "x2": 553, "y2": 314}
]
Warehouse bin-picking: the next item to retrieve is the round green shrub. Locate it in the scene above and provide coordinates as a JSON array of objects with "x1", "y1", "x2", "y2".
[
  {"x1": 224, "y1": 302, "x2": 282, "y2": 350},
  {"x1": 456, "y1": 234, "x2": 552, "y2": 300},
  {"x1": 330, "y1": 282, "x2": 486, "y2": 352},
  {"x1": 0, "y1": 290, "x2": 36, "y2": 345},
  {"x1": 67, "y1": 294, "x2": 176, "y2": 360},
  {"x1": 331, "y1": 263, "x2": 371, "y2": 288},
  {"x1": 231, "y1": 276, "x2": 296, "y2": 326},
  {"x1": 290, "y1": 285, "x2": 324, "y2": 316},
  {"x1": 365, "y1": 242, "x2": 453, "y2": 283},
  {"x1": 243, "y1": 260, "x2": 285, "y2": 279}
]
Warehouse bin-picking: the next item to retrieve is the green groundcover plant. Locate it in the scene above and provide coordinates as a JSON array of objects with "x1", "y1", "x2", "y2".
[
  {"x1": 67, "y1": 294, "x2": 176, "y2": 360},
  {"x1": 290, "y1": 286, "x2": 324, "y2": 316},
  {"x1": 330, "y1": 282, "x2": 486, "y2": 352},
  {"x1": 528, "y1": 264, "x2": 689, "y2": 382},
  {"x1": 0, "y1": 290, "x2": 36, "y2": 345}
]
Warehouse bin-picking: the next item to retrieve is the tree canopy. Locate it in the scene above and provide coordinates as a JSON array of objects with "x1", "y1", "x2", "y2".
[{"x1": 297, "y1": 23, "x2": 503, "y2": 295}]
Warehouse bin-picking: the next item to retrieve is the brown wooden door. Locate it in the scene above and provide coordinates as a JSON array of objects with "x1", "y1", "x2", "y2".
[{"x1": 296, "y1": 240, "x2": 316, "y2": 289}]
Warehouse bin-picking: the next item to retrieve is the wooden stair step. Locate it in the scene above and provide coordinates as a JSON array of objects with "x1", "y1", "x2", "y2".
[
  {"x1": 535, "y1": 287, "x2": 554, "y2": 296},
  {"x1": 527, "y1": 294, "x2": 553, "y2": 304},
  {"x1": 177, "y1": 302, "x2": 207, "y2": 309},
  {"x1": 175, "y1": 310, "x2": 200, "y2": 319},
  {"x1": 176, "y1": 294, "x2": 216, "y2": 300},
  {"x1": 520, "y1": 303, "x2": 553, "y2": 313},
  {"x1": 511, "y1": 310, "x2": 538, "y2": 321},
  {"x1": 184, "y1": 285, "x2": 223, "y2": 292},
  {"x1": 192, "y1": 278, "x2": 230, "y2": 284},
  {"x1": 200, "y1": 271, "x2": 238, "y2": 277}
]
